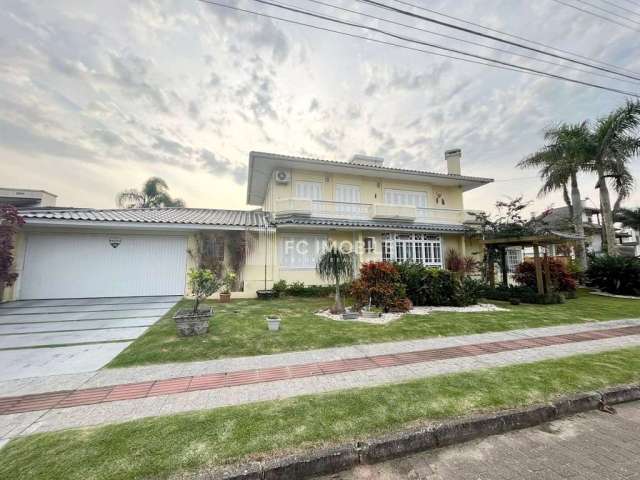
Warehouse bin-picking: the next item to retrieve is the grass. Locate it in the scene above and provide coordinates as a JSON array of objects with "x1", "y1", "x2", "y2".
[
  {"x1": 108, "y1": 289, "x2": 640, "y2": 367},
  {"x1": 3, "y1": 346, "x2": 640, "y2": 480}
]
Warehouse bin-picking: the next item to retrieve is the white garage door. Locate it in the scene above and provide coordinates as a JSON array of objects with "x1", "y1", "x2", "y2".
[{"x1": 20, "y1": 233, "x2": 188, "y2": 299}]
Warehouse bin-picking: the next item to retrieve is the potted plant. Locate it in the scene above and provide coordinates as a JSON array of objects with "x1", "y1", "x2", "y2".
[
  {"x1": 266, "y1": 314, "x2": 281, "y2": 331},
  {"x1": 219, "y1": 270, "x2": 236, "y2": 303},
  {"x1": 174, "y1": 268, "x2": 220, "y2": 336}
]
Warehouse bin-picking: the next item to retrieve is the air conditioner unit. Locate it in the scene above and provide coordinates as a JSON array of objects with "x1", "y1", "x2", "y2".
[{"x1": 274, "y1": 169, "x2": 291, "y2": 184}]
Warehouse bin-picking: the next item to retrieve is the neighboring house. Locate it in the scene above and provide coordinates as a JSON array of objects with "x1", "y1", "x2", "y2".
[
  {"x1": 527, "y1": 203, "x2": 603, "y2": 256},
  {"x1": 0, "y1": 188, "x2": 57, "y2": 208},
  {"x1": 2, "y1": 150, "x2": 493, "y2": 301}
]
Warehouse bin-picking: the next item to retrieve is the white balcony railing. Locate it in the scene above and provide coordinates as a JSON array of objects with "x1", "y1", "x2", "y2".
[
  {"x1": 274, "y1": 199, "x2": 469, "y2": 224},
  {"x1": 371, "y1": 203, "x2": 416, "y2": 221}
]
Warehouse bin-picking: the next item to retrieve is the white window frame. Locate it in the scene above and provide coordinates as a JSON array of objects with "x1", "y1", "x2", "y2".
[
  {"x1": 335, "y1": 183, "x2": 361, "y2": 214},
  {"x1": 295, "y1": 181, "x2": 323, "y2": 200},
  {"x1": 383, "y1": 189, "x2": 427, "y2": 208},
  {"x1": 381, "y1": 233, "x2": 442, "y2": 267},
  {"x1": 279, "y1": 234, "x2": 327, "y2": 269}
]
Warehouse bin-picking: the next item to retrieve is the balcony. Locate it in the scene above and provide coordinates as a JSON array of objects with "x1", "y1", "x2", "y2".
[{"x1": 274, "y1": 198, "x2": 467, "y2": 224}]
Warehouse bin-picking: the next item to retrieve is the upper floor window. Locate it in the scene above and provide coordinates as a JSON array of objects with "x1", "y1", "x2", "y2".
[
  {"x1": 384, "y1": 189, "x2": 427, "y2": 209},
  {"x1": 295, "y1": 181, "x2": 322, "y2": 201},
  {"x1": 335, "y1": 184, "x2": 361, "y2": 215}
]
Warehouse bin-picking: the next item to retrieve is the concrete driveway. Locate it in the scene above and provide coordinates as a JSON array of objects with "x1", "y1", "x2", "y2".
[{"x1": 0, "y1": 296, "x2": 180, "y2": 381}]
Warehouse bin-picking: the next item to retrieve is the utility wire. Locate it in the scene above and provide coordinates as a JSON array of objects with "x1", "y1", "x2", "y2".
[
  {"x1": 594, "y1": 0, "x2": 640, "y2": 18},
  {"x1": 196, "y1": 0, "x2": 640, "y2": 97},
  {"x1": 357, "y1": 0, "x2": 640, "y2": 81},
  {"x1": 384, "y1": 0, "x2": 640, "y2": 77},
  {"x1": 302, "y1": 0, "x2": 640, "y2": 85},
  {"x1": 549, "y1": 0, "x2": 640, "y2": 31}
]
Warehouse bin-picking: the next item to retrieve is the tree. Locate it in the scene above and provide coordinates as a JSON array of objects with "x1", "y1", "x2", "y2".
[
  {"x1": 518, "y1": 123, "x2": 590, "y2": 270},
  {"x1": 590, "y1": 100, "x2": 640, "y2": 255},
  {"x1": 316, "y1": 245, "x2": 354, "y2": 314},
  {"x1": 616, "y1": 207, "x2": 640, "y2": 231},
  {"x1": 0, "y1": 205, "x2": 25, "y2": 292},
  {"x1": 116, "y1": 177, "x2": 185, "y2": 208},
  {"x1": 187, "y1": 268, "x2": 220, "y2": 314}
]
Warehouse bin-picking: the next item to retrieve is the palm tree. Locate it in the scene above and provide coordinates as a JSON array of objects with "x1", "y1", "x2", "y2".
[
  {"x1": 116, "y1": 177, "x2": 185, "y2": 208},
  {"x1": 518, "y1": 123, "x2": 590, "y2": 270},
  {"x1": 316, "y1": 245, "x2": 354, "y2": 314},
  {"x1": 590, "y1": 100, "x2": 640, "y2": 255},
  {"x1": 616, "y1": 207, "x2": 640, "y2": 231}
]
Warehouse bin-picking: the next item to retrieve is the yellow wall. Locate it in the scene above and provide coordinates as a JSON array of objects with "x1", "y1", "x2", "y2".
[{"x1": 265, "y1": 168, "x2": 465, "y2": 211}]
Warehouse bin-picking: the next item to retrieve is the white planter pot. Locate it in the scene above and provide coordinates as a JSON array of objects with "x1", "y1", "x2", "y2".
[{"x1": 266, "y1": 316, "x2": 281, "y2": 331}]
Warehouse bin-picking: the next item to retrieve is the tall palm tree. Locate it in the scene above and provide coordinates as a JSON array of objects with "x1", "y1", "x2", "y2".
[
  {"x1": 518, "y1": 123, "x2": 590, "y2": 270},
  {"x1": 116, "y1": 177, "x2": 185, "y2": 208},
  {"x1": 590, "y1": 100, "x2": 640, "y2": 255},
  {"x1": 616, "y1": 207, "x2": 640, "y2": 231},
  {"x1": 316, "y1": 245, "x2": 354, "y2": 314}
]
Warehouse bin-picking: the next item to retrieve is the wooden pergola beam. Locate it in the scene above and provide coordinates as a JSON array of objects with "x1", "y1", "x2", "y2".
[{"x1": 533, "y1": 244, "x2": 544, "y2": 295}]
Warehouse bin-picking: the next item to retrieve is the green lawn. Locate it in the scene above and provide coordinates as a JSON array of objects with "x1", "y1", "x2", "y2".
[
  {"x1": 4, "y1": 346, "x2": 640, "y2": 480},
  {"x1": 108, "y1": 289, "x2": 640, "y2": 368}
]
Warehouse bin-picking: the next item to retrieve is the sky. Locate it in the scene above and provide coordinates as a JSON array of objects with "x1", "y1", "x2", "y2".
[{"x1": 1, "y1": 0, "x2": 639, "y2": 216}]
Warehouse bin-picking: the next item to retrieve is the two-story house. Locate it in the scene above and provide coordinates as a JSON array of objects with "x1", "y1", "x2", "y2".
[{"x1": 3, "y1": 151, "x2": 493, "y2": 302}]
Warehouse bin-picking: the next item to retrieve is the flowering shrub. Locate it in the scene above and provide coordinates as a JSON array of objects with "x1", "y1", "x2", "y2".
[
  {"x1": 514, "y1": 259, "x2": 576, "y2": 292},
  {"x1": 0, "y1": 205, "x2": 25, "y2": 290},
  {"x1": 350, "y1": 261, "x2": 411, "y2": 312}
]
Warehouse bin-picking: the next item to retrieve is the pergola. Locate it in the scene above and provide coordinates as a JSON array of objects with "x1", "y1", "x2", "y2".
[{"x1": 480, "y1": 231, "x2": 584, "y2": 294}]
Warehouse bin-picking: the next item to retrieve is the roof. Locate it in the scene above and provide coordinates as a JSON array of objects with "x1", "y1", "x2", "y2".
[
  {"x1": 480, "y1": 230, "x2": 586, "y2": 247},
  {"x1": 19, "y1": 207, "x2": 271, "y2": 229},
  {"x1": 274, "y1": 215, "x2": 471, "y2": 233},
  {"x1": 247, "y1": 151, "x2": 494, "y2": 205}
]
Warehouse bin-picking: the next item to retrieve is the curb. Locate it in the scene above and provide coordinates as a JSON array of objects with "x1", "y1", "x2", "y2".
[{"x1": 182, "y1": 383, "x2": 640, "y2": 480}]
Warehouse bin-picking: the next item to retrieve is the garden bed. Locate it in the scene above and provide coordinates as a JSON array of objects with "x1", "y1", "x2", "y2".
[{"x1": 316, "y1": 303, "x2": 509, "y2": 325}]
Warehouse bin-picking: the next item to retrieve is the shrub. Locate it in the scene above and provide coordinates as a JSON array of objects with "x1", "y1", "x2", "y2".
[
  {"x1": 482, "y1": 284, "x2": 566, "y2": 304},
  {"x1": 586, "y1": 255, "x2": 640, "y2": 296},
  {"x1": 221, "y1": 270, "x2": 236, "y2": 294},
  {"x1": 396, "y1": 262, "x2": 482, "y2": 307},
  {"x1": 350, "y1": 261, "x2": 410, "y2": 312},
  {"x1": 394, "y1": 262, "x2": 429, "y2": 305},
  {"x1": 453, "y1": 277, "x2": 484, "y2": 307},
  {"x1": 272, "y1": 280, "x2": 287, "y2": 298},
  {"x1": 514, "y1": 259, "x2": 577, "y2": 292},
  {"x1": 188, "y1": 268, "x2": 220, "y2": 313},
  {"x1": 285, "y1": 281, "x2": 335, "y2": 297},
  {"x1": 419, "y1": 268, "x2": 458, "y2": 306},
  {"x1": 482, "y1": 284, "x2": 539, "y2": 304}
]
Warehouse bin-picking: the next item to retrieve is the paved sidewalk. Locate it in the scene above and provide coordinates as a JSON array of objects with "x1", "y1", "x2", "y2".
[
  {"x1": 317, "y1": 400, "x2": 640, "y2": 479},
  {"x1": 1, "y1": 319, "x2": 639, "y2": 443}
]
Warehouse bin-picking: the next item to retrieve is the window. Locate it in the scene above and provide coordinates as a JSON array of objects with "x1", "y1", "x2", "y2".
[
  {"x1": 383, "y1": 189, "x2": 427, "y2": 208},
  {"x1": 279, "y1": 235, "x2": 327, "y2": 269},
  {"x1": 295, "y1": 181, "x2": 323, "y2": 200},
  {"x1": 381, "y1": 233, "x2": 442, "y2": 267},
  {"x1": 363, "y1": 237, "x2": 375, "y2": 253},
  {"x1": 202, "y1": 236, "x2": 224, "y2": 260},
  {"x1": 506, "y1": 247, "x2": 523, "y2": 273}
]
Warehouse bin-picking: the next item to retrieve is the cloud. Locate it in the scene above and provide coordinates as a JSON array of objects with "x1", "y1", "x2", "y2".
[
  {"x1": 309, "y1": 98, "x2": 319, "y2": 112},
  {"x1": 199, "y1": 149, "x2": 246, "y2": 184}
]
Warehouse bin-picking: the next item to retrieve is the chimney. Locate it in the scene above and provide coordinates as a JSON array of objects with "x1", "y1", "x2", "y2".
[{"x1": 445, "y1": 149, "x2": 461, "y2": 175}]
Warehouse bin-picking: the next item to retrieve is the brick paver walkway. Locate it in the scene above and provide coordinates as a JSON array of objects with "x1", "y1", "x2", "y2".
[
  {"x1": 2, "y1": 324, "x2": 640, "y2": 415},
  {"x1": 317, "y1": 400, "x2": 640, "y2": 479}
]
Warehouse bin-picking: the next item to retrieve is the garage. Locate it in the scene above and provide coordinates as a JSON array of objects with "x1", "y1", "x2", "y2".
[{"x1": 19, "y1": 233, "x2": 188, "y2": 299}]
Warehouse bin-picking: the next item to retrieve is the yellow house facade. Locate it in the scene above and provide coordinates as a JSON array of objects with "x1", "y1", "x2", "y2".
[{"x1": 2, "y1": 151, "x2": 492, "y2": 302}]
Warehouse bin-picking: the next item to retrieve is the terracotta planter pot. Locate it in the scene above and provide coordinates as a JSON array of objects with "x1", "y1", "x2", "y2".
[
  {"x1": 173, "y1": 307, "x2": 212, "y2": 336},
  {"x1": 219, "y1": 292, "x2": 231, "y2": 303}
]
